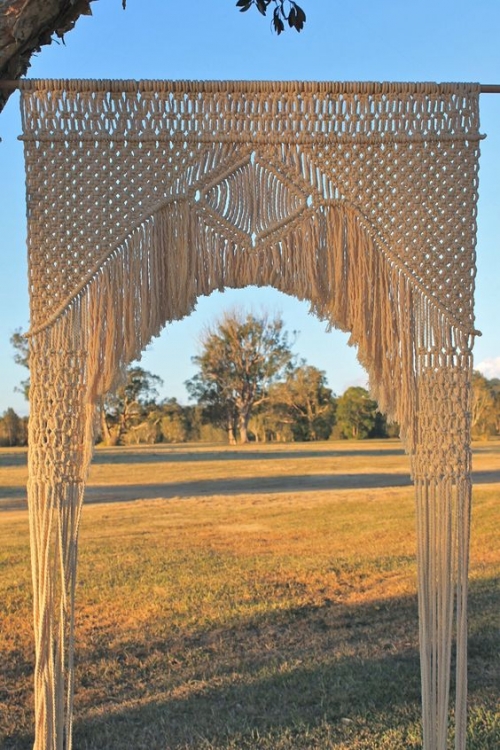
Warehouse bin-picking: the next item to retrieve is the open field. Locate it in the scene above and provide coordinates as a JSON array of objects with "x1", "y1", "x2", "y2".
[{"x1": 1, "y1": 441, "x2": 499, "y2": 748}]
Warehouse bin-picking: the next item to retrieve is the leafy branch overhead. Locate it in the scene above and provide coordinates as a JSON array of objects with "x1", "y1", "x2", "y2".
[
  {"x1": 0, "y1": 1, "x2": 306, "y2": 114},
  {"x1": 236, "y1": 0, "x2": 306, "y2": 34}
]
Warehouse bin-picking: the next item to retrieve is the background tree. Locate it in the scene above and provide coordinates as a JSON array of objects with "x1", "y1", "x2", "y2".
[
  {"x1": 186, "y1": 310, "x2": 296, "y2": 444},
  {"x1": 371, "y1": 410, "x2": 400, "y2": 439},
  {"x1": 335, "y1": 386, "x2": 379, "y2": 440},
  {"x1": 150, "y1": 397, "x2": 202, "y2": 444},
  {"x1": 0, "y1": 407, "x2": 27, "y2": 446},
  {"x1": 489, "y1": 378, "x2": 500, "y2": 436},
  {"x1": 10, "y1": 328, "x2": 30, "y2": 400},
  {"x1": 99, "y1": 365, "x2": 163, "y2": 446},
  {"x1": 471, "y1": 370, "x2": 497, "y2": 440},
  {"x1": 248, "y1": 409, "x2": 294, "y2": 443},
  {"x1": 269, "y1": 363, "x2": 335, "y2": 441}
]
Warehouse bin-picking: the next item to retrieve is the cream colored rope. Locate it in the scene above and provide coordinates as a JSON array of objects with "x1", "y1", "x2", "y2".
[{"x1": 19, "y1": 80, "x2": 481, "y2": 750}]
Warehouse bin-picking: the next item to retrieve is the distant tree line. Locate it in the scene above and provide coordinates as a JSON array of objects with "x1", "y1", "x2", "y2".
[
  {"x1": 0, "y1": 408, "x2": 28, "y2": 447},
  {"x1": 471, "y1": 370, "x2": 500, "y2": 439},
  {"x1": 3, "y1": 315, "x2": 500, "y2": 447}
]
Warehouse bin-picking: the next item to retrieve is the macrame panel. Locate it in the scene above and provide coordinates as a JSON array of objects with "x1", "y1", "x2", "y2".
[{"x1": 19, "y1": 80, "x2": 481, "y2": 750}]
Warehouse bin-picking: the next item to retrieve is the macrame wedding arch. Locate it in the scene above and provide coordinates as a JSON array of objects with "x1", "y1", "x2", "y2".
[{"x1": 19, "y1": 80, "x2": 481, "y2": 750}]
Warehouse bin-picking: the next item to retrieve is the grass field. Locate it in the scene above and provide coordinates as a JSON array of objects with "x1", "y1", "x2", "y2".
[{"x1": 0, "y1": 441, "x2": 499, "y2": 749}]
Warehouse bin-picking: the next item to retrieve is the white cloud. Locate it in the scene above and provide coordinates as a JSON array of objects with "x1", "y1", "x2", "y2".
[{"x1": 476, "y1": 357, "x2": 500, "y2": 380}]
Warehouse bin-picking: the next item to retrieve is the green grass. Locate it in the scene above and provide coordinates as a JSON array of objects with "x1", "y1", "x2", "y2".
[{"x1": 0, "y1": 441, "x2": 499, "y2": 748}]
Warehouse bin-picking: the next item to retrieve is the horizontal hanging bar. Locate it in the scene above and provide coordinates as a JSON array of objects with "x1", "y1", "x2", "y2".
[
  {"x1": 1, "y1": 80, "x2": 500, "y2": 93},
  {"x1": 478, "y1": 84, "x2": 500, "y2": 93}
]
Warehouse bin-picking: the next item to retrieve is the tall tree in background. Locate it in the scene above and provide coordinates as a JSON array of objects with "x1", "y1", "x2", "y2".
[
  {"x1": 0, "y1": 406, "x2": 27, "y2": 446},
  {"x1": 147, "y1": 398, "x2": 204, "y2": 444},
  {"x1": 10, "y1": 328, "x2": 30, "y2": 400},
  {"x1": 336, "y1": 386, "x2": 379, "y2": 440},
  {"x1": 186, "y1": 310, "x2": 295, "y2": 444},
  {"x1": 100, "y1": 365, "x2": 163, "y2": 445},
  {"x1": 471, "y1": 370, "x2": 497, "y2": 439},
  {"x1": 269, "y1": 363, "x2": 335, "y2": 440},
  {"x1": 489, "y1": 378, "x2": 500, "y2": 436}
]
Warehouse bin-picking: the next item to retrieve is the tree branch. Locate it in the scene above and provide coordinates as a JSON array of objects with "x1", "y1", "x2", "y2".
[{"x1": 0, "y1": 0, "x2": 97, "y2": 111}]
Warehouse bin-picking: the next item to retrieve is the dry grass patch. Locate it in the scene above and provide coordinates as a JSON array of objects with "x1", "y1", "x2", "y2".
[{"x1": 0, "y1": 442, "x2": 499, "y2": 749}]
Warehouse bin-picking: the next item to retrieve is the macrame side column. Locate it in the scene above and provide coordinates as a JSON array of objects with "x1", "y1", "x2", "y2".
[
  {"x1": 413, "y1": 352, "x2": 473, "y2": 750},
  {"x1": 27, "y1": 323, "x2": 94, "y2": 750}
]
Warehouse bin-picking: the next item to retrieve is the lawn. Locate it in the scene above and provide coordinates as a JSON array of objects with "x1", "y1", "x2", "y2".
[{"x1": 0, "y1": 441, "x2": 499, "y2": 749}]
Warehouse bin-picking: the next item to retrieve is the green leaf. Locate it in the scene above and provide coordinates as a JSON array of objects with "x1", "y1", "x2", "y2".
[
  {"x1": 294, "y1": 4, "x2": 306, "y2": 29},
  {"x1": 256, "y1": 0, "x2": 268, "y2": 16},
  {"x1": 273, "y1": 7, "x2": 285, "y2": 34}
]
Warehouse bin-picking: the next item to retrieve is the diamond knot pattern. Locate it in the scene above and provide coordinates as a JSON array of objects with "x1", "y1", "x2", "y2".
[{"x1": 202, "y1": 152, "x2": 308, "y2": 246}]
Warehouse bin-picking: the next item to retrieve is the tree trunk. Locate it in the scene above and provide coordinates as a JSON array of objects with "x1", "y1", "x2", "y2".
[
  {"x1": 238, "y1": 412, "x2": 249, "y2": 444},
  {"x1": 0, "y1": 1, "x2": 95, "y2": 112},
  {"x1": 99, "y1": 404, "x2": 119, "y2": 446}
]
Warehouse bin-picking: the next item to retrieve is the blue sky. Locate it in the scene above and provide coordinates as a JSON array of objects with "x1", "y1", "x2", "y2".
[{"x1": 1, "y1": 0, "x2": 499, "y2": 415}]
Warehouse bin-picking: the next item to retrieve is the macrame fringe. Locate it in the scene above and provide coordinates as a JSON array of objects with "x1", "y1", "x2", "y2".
[{"x1": 28, "y1": 200, "x2": 473, "y2": 750}]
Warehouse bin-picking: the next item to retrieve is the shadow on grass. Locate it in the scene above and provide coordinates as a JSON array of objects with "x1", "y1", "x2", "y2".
[
  {"x1": 83, "y1": 471, "x2": 500, "y2": 505},
  {"x1": 0, "y1": 473, "x2": 412, "y2": 511},
  {"x1": 2, "y1": 442, "x2": 500, "y2": 471},
  {"x1": 0, "y1": 446, "x2": 408, "y2": 470},
  {"x1": 0, "y1": 451, "x2": 27, "y2": 468},
  {"x1": 0, "y1": 487, "x2": 28, "y2": 513},
  {"x1": 3, "y1": 470, "x2": 500, "y2": 512},
  {"x1": 84, "y1": 472, "x2": 415, "y2": 503},
  {"x1": 5, "y1": 579, "x2": 498, "y2": 750},
  {"x1": 90, "y1": 446, "x2": 407, "y2": 466}
]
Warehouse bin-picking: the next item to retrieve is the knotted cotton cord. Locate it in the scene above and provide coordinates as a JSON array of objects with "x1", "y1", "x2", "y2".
[{"x1": 19, "y1": 79, "x2": 481, "y2": 750}]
